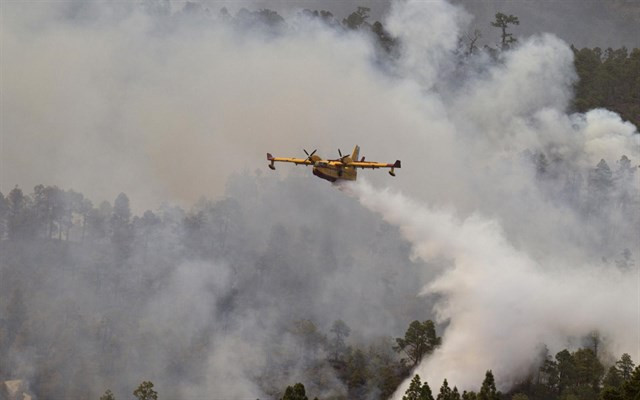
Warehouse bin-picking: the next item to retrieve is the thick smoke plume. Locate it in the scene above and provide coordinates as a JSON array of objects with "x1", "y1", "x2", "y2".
[
  {"x1": 349, "y1": 179, "x2": 638, "y2": 393},
  {"x1": 2, "y1": 0, "x2": 639, "y2": 398}
]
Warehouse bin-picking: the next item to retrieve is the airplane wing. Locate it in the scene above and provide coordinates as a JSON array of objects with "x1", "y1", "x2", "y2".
[
  {"x1": 267, "y1": 153, "x2": 312, "y2": 169},
  {"x1": 349, "y1": 160, "x2": 401, "y2": 169}
]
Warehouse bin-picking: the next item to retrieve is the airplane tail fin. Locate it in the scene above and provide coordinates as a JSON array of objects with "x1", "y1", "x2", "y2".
[{"x1": 351, "y1": 145, "x2": 360, "y2": 162}]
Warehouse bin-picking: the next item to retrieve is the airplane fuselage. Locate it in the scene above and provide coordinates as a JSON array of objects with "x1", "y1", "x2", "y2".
[{"x1": 312, "y1": 162, "x2": 357, "y2": 182}]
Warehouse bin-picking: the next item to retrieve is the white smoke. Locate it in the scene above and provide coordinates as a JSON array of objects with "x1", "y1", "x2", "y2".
[
  {"x1": 2, "y1": 0, "x2": 639, "y2": 397},
  {"x1": 348, "y1": 179, "x2": 639, "y2": 393},
  {"x1": 385, "y1": 0, "x2": 471, "y2": 88},
  {"x1": 347, "y1": 0, "x2": 639, "y2": 394}
]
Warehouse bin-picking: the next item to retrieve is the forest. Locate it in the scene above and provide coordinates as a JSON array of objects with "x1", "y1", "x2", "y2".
[
  {"x1": 1, "y1": 152, "x2": 638, "y2": 399},
  {"x1": 1, "y1": 2, "x2": 639, "y2": 400}
]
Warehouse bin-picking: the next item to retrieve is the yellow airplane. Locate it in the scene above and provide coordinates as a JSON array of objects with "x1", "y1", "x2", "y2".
[{"x1": 267, "y1": 145, "x2": 401, "y2": 182}]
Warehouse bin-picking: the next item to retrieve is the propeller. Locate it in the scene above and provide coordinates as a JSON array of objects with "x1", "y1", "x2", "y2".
[
  {"x1": 303, "y1": 149, "x2": 317, "y2": 161},
  {"x1": 338, "y1": 148, "x2": 350, "y2": 163}
]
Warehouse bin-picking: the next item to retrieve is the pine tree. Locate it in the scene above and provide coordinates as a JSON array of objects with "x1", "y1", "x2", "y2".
[
  {"x1": 604, "y1": 365, "x2": 624, "y2": 390},
  {"x1": 133, "y1": 381, "x2": 157, "y2": 400},
  {"x1": 490, "y1": 12, "x2": 519, "y2": 50},
  {"x1": 346, "y1": 348, "x2": 368, "y2": 390},
  {"x1": 403, "y1": 375, "x2": 435, "y2": 400},
  {"x1": 111, "y1": 192, "x2": 133, "y2": 261},
  {"x1": 478, "y1": 370, "x2": 499, "y2": 400},
  {"x1": 404, "y1": 375, "x2": 424, "y2": 400},
  {"x1": 556, "y1": 349, "x2": 577, "y2": 394},
  {"x1": 573, "y1": 348, "x2": 604, "y2": 391},
  {"x1": 342, "y1": 6, "x2": 370, "y2": 30},
  {"x1": 601, "y1": 386, "x2": 624, "y2": 400},
  {"x1": 7, "y1": 186, "x2": 35, "y2": 240},
  {"x1": 421, "y1": 380, "x2": 435, "y2": 400},
  {"x1": 589, "y1": 159, "x2": 614, "y2": 198},
  {"x1": 437, "y1": 379, "x2": 453, "y2": 400},
  {"x1": 394, "y1": 320, "x2": 441, "y2": 366},
  {"x1": 99, "y1": 389, "x2": 115, "y2": 400},
  {"x1": 281, "y1": 383, "x2": 309, "y2": 400},
  {"x1": 617, "y1": 354, "x2": 635, "y2": 381},
  {"x1": 461, "y1": 390, "x2": 477, "y2": 400},
  {"x1": 623, "y1": 366, "x2": 640, "y2": 400},
  {"x1": 329, "y1": 319, "x2": 351, "y2": 362}
]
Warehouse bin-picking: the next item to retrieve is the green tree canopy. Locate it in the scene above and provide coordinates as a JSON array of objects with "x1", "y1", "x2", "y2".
[
  {"x1": 133, "y1": 381, "x2": 158, "y2": 400},
  {"x1": 601, "y1": 386, "x2": 624, "y2": 400},
  {"x1": 617, "y1": 354, "x2": 635, "y2": 381},
  {"x1": 490, "y1": 12, "x2": 519, "y2": 50},
  {"x1": 342, "y1": 6, "x2": 370, "y2": 30},
  {"x1": 281, "y1": 383, "x2": 309, "y2": 400},
  {"x1": 478, "y1": 370, "x2": 499, "y2": 400},
  {"x1": 461, "y1": 390, "x2": 477, "y2": 400},
  {"x1": 556, "y1": 349, "x2": 577, "y2": 393},
  {"x1": 604, "y1": 365, "x2": 624, "y2": 390},
  {"x1": 403, "y1": 374, "x2": 435, "y2": 400},
  {"x1": 346, "y1": 348, "x2": 369, "y2": 389},
  {"x1": 7, "y1": 186, "x2": 35, "y2": 240},
  {"x1": 623, "y1": 366, "x2": 640, "y2": 400},
  {"x1": 573, "y1": 348, "x2": 604, "y2": 391},
  {"x1": 572, "y1": 46, "x2": 640, "y2": 128},
  {"x1": 394, "y1": 320, "x2": 441, "y2": 366},
  {"x1": 99, "y1": 389, "x2": 115, "y2": 400},
  {"x1": 437, "y1": 379, "x2": 455, "y2": 400}
]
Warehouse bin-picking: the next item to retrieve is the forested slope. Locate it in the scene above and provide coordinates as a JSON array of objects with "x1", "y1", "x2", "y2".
[{"x1": 1, "y1": 3, "x2": 638, "y2": 400}]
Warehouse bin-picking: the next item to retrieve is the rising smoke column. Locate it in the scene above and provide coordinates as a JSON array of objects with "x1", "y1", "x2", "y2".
[
  {"x1": 348, "y1": 179, "x2": 639, "y2": 394},
  {"x1": 347, "y1": 0, "x2": 640, "y2": 394}
]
